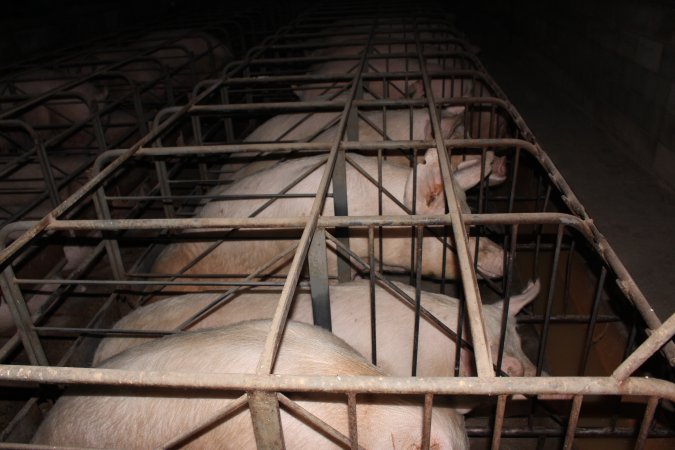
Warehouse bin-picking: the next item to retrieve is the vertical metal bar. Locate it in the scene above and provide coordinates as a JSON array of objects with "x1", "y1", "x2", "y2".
[
  {"x1": 411, "y1": 225, "x2": 424, "y2": 376},
  {"x1": 131, "y1": 85, "x2": 148, "y2": 136},
  {"x1": 532, "y1": 183, "x2": 551, "y2": 280},
  {"x1": 440, "y1": 225, "x2": 448, "y2": 295},
  {"x1": 92, "y1": 187, "x2": 126, "y2": 282},
  {"x1": 410, "y1": 145, "x2": 418, "y2": 286},
  {"x1": 535, "y1": 224, "x2": 564, "y2": 376},
  {"x1": 308, "y1": 228, "x2": 331, "y2": 331},
  {"x1": 580, "y1": 267, "x2": 607, "y2": 375},
  {"x1": 0, "y1": 267, "x2": 48, "y2": 365},
  {"x1": 477, "y1": 148, "x2": 487, "y2": 213},
  {"x1": 190, "y1": 113, "x2": 210, "y2": 191},
  {"x1": 507, "y1": 147, "x2": 521, "y2": 214},
  {"x1": 255, "y1": 21, "x2": 378, "y2": 377},
  {"x1": 154, "y1": 161, "x2": 175, "y2": 219},
  {"x1": 333, "y1": 144, "x2": 351, "y2": 282},
  {"x1": 34, "y1": 140, "x2": 61, "y2": 208},
  {"x1": 191, "y1": 113, "x2": 204, "y2": 146},
  {"x1": 409, "y1": 106, "x2": 417, "y2": 287},
  {"x1": 562, "y1": 395, "x2": 583, "y2": 450},
  {"x1": 496, "y1": 224, "x2": 518, "y2": 375},
  {"x1": 333, "y1": 62, "x2": 364, "y2": 283},
  {"x1": 421, "y1": 393, "x2": 433, "y2": 450},
  {"x1": 454, "y1": 286, "x2": 466, "y2": 376},
  {"x1": 562, "y1": 240, "x2": 576, "y2": 315},
  {"x1": 368, "y1": 225, "x2": 377, "y2": 365},
  {"x1": 377, "y1": 140, "x2": 384, "y2": 273},
  {"x1": 634, "y1": 397, "x2": 658, "y2": 450},
  {"x1": 248, "y1": 391, "x2": 285, "y2": 450},
  {"x1": 220, "y1": 87, "x2": 235, "y2": 141},
  {"x1": 490, "y1": 395, "x2": 507, "y2": 450},
  {"x1": 347, "y1": 393, "x2": 358, "y2": 450},
  {"x1": 90, "y1": 107, "x2": 108, "y2": 153},
  {"x1": 413, "y1": 24, "x2": 494, "y2": 377}
]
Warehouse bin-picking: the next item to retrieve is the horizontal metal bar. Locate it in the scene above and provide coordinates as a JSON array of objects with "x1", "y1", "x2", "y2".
[
  {"x1": 0, "y1": 366, "x2": 673, "y2": 400},
  {"x1": 33, "y1": 211, "x2": 586, "y2": 233},
  {"x1": 517, "y1": 314, "x2": 621, "y2": 324},
  {"x1": 15, "y1": 278, "x2": 285, "y2": 288},
  {"x1": 467, "y1": 425, "x2": 675, "y2": 438}
]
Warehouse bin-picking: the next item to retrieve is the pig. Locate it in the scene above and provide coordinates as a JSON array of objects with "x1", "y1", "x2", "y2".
[
  {"x1": 223, "y1": 105, "x2": 463, "y2": 179},
  {"x1": 0, "y1": 281, "x2": 88, "y2": 338},
  {"x1": 297, "y1": 46, "x2": 509, "y2": 141},
  {"x1": 296, "y1": 58, "x2": 474, "y2": 102},
  {"x1": 0, "y1": 152, "x2": 92, "y2": 217},
  {"x1": 150, "y1": 148, "x2": 505, "y2": 288},
  {"x1": 34, "y1": 320, "x2": 469, "y2": 449},
  {"x1": 127, "y1": 30, "x2": 231, "y2": 81},
  {"x1": 0, "y1": 106, "x2": 143, "y2": 217},
  {"x1": 306, "y1": 31, "x2": 474, "y2": 58},
  {"x1": 94, "y1": 280, "x2": 540, "y2": 378},
  {"x1": 223, "y1": 105, "x2": 504, "y2": 189},
  {"x1": 91, "y1": 31, "x2": 231, "y2": 102},
  {"x1": 0, "y1": 70, "x2": 108, "y2": 150}
]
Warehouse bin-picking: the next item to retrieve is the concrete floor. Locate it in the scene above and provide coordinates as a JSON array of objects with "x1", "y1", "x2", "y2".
[{"x1": 471, "y1": 34, "x2": 675, "y2": 322}]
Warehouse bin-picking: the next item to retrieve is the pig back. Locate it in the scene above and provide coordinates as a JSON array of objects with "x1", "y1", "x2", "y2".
[
  {"x1": 35, "y1": 320, "x2": 468, "y2": 449},
  {"x1": 95, "y1": 281, "x2": 467, "y2": 376},
  {"x1": 149, "y1": 154, "x2": 412, "y2": 284}
]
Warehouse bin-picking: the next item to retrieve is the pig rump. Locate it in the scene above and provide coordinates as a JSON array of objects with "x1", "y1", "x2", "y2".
[{"x1": 34, "y1": 321, "x2": 468, "y2": 449}]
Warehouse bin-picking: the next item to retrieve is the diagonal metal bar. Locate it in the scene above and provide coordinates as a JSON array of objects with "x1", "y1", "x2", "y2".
[
  {"x1": 160, "y1": 394, "x2": 248, "y2": 450},
  {"x1": 254, "y1": 22, "x2": 378, "y2": 376},
  {"x1": 413, "y1": 21, "x2": 494, "y2": 377},
  {"x1": 612, "y1": 313, "x2": 675, "y2": 381}
]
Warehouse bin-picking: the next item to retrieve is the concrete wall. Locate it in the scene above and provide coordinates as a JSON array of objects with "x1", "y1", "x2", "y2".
[{"x1": 462, "y1": 0, "x2": 675, "y2": 191}]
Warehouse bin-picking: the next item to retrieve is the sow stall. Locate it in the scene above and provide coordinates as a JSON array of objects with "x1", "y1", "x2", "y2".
[
  {"x1": 0, "y1": 3, "x2": 673, "y2": 449},
  {"x1": 0, "y1": 6, "x2": 282, "y2": 228}
]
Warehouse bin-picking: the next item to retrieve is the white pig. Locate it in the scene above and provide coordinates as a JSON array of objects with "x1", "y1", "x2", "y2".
[
  {"x1": 224, "y1": 105, "x2": 504, "y2": 191},
  {"x1": 151, "y1": 148, "x2": 505, "y2": 286},
  {"x1": 94, "y1": 280, "x2": 540, "y2": 378},
  {"x1": 296, "y1": 58, "x2": 474, "y2": 102},
  {"x1": 92, "y1": 31, "x2": 231, "y2": 102},
  {"x1": 224, "y1": 105, "x2": 465, "y2": 180},
  {"x1": 0, "y1": 70, "x2": 108, "y2": 150},
  {"x1": 35, "y1": 320, "x2": 469, "y2": 449},
  {"x1": 306, "y1": 31, "x2": 474, "y2": 58}
]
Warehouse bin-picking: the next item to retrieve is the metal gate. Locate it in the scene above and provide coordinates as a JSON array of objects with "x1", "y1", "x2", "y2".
[{"x1": 0, "y1": 2, "x2": 673, "y2": 449}]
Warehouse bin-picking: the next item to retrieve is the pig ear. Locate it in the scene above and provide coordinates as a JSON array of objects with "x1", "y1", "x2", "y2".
[
  {"x1": 63, "y1": 245, "x2": 93, "y2": 272},
  {"x1": 176, "y1": 132, "x2": 186, "y2": 147},
  {"x1": 452, "y1": 158, "x2": 483, "y2": 191},
  {"x1": 460, "y1": 79, "x2": 474, "y2": 97},
  {"x1": 441, "y1": 106, "x2": 465, "y2": 117},
  {"x1": 439, "y1": 106, "x2": 465, "y2": 138},
  {"x1": 424, "y1": 106, "x2": 466, "y2": 140},
  {"x1": 415, "y1": 148, "x2": 445, "y2": 212},
  {"x1": 496, "y1": 279, "x2": 541, "y2": 317},
  {"x1": 408, "y1": 80, "x2": 424, "y2": 98},
  {"x1": 424, "y1": 118, "x2": 433, "y2": 140},
  {"x1": 94, "y1": 86, "x2": 108, "y2": 102},
  {"x1": 500, "y1": 355, "x2": 525, "y2": 377}
]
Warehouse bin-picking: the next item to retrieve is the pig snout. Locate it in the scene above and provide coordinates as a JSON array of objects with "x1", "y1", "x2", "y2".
[
  {"x1": 486, "y1": 280, "x2": 541, "y2": 377},
  {"x1": 35, "y1": 320, "x2": 468, "y2": 449},
  {"x1": 472, "y1": 236, "x2": 505, "y2": 279},
  {"x1": 488, "y1": 156, "x2": 507, "y2": 186}
]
